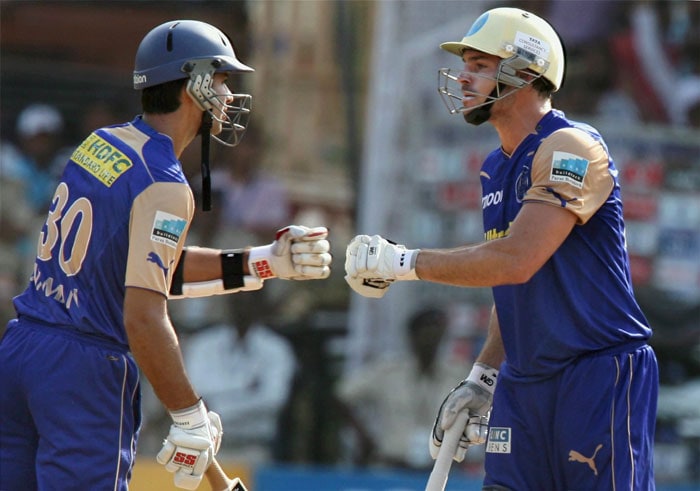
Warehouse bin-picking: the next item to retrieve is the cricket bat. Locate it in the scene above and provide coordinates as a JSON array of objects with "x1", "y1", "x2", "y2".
[{"x1": 425, "y1": 411, "x2": 470, "y2": 491}]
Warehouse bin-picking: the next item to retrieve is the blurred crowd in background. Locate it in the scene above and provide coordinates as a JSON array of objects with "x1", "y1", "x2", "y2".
[{"x1": 1, "y1": 0, "x2": 699, "y2": 488}]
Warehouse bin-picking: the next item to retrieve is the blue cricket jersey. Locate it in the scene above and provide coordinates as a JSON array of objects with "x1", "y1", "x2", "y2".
[
  {"x1": 480, "y1": 110, "x2": 652, "y2": 380},
  {"x1": 12, "y1": 116, "x2": 194, "y2": 347}
]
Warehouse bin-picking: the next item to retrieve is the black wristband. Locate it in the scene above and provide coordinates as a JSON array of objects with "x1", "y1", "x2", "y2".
[
  {"x1": 221, "y1": 249, "x2": 246, "y2": 290},
  {"x1": 169, "y1": 248, "x2": 187, "y2": 296}
]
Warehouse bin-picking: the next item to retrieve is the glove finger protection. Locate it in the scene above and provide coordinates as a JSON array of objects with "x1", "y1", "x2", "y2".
[
  {"x1": 286, "y1": 226, "x2": 331, "y2": 279},
  {"x1": 295, "y1": 226, "x2": 329, "y2": 242},
  {"x1": 157, "y1": 400, "x2": 221, "y2": 490},
  {"x1": 293, "y1": 264, "x2": 331, "y2": 278},
  {"x1": 292, "y1": 252, "x2": 331, "y2": 267},
  {"x1": 291, "y1": 240, "x2": 332, "y2": 274},
  {"x1": 429, "y1": 363, "x2": 498, "y2": 463},
  {"x1": 365, "y1": 235, "x2": 385, "y2": 273},
  {"x1": 291, "y1": 239, "x2": 331, "y2": 254},
  {"x1": 345, "y1": 235, "x2": 371, "y2": 277},
  {"x1": 248, "y1": 225, "x2": 332, "y2": 280},
  {"x1": 174, "y1": 451, "x2": 210, "y2": 490}
]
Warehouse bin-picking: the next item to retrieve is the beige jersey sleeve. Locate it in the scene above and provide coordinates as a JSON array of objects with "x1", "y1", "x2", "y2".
[
  {"x1": 125, "y1": 182, "x2": 194, "y2": 295},
  {"x1": 524, "y1": 128, "x2": 614, "y2": 225}
]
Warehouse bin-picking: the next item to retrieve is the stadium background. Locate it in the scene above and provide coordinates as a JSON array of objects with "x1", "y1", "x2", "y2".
[{"x1": 1, "y1": 1, "x2": 698, "y2": 489}]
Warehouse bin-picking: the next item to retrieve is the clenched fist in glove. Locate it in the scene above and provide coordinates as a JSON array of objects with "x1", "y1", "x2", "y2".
[
  {"x1": 344, "y1": 235, "x2": 419, "y2": 297},
  {"x1": 157, "y1": 400, "x2": 222, "y2": 490},
  {"x1": 430, "y1": 363, "x2": 498, "y2": 462},
  {"x1": 248, "y1": 225, "x2": 332, "y2": 280}
]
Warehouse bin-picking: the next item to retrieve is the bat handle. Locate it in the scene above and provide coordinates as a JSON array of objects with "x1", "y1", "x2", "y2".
[{"x1": 425, "y1": 411, "x2": 471, "y2": 491}]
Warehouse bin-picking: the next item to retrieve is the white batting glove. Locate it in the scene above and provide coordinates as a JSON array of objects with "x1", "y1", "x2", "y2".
[
  {"x1": 430, "y1": 363, "x2": 498, "y2": 462},
  {"x1": 344, "y1": 274, "x2": 392, "y2": 298},
  {"x1": 157, "y1": 400, "x2": 222, "y2": 490},
  {"x1": 248, "y1": 225, "x2": 332, "y2": 280},
  {"x1": 345, "y1": 234, "x2": 419, "y2": 282},
  {"x1": 345, "y1": 235, "x2": 392, "y2": 298}
]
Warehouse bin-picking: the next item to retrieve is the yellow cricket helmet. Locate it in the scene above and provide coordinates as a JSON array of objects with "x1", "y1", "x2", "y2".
[{"x1": 440, "y1": 7, "x2": 565, "y2": 91}]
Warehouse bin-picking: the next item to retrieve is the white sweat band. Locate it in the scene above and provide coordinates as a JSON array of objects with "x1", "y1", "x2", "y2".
[
  {"x1": 466, "y1": 362, "x2": 499, "y2": 395},
  {"x1": 170, "y1": 399, "x2": 208, "y2": 430},
  {"x1": 394, "y1": 248, "x2": 420, "y2": 280}
]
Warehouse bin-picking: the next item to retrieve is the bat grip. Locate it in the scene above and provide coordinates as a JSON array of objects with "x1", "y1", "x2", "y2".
[{"x1": 425, "y1": 411, "x2": 471, "y2": 491}]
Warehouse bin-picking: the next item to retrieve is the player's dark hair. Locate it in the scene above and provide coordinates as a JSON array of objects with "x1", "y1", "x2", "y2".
[
  {"x1": 141, "y1": 78, "x2": 188, "y2": 114},
  {"x1": 532, "y1": 76, "x2": 555, "y2": 98}
]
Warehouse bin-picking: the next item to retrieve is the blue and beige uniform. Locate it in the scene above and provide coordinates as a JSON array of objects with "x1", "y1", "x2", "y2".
[
  {"x1": 480, "y1": 110, "x2": 657, "y2": 490},
  {"x1": 0, "y1": 116, "x2": 194, "y2": 490}
]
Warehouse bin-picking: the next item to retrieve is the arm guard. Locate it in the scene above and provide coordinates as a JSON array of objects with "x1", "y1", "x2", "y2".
[
  {"x1": 168, "y1": 275, "x2": 263, "y2": 299},
  {"x1": 169, "y1": 248, "x2": 263, "y2": 299},
  {"x1": 170, "y1": 276, "x2": 263, "y2": 299}
]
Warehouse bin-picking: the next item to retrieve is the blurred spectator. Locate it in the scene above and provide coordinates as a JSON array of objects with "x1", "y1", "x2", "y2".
[
  {"x1": 675, "y1": 1, "x2": 700, "y2": 128},
  {"x1": 0, "y1": 103, "x2": 69, "y2": 308},
  {"x1": 0, "y1": 147, "x2": 32, "y2": 328},
  {"x1": 335, "y1": 308, "x2": 471, "y2": 471},
  {"x1": 169, "y1": 124, "x2": 295, "y2": 334},
  {"x1": 540, "y1": 0, "x2": 700, "y2": 127},
  {"x1": 604, "y1": 2, "x2": 669, "y2": 124},
  {"x1": 184, "y1": 124, "x2": 295, "y2": 330},
  {"x1": 181, "y1": 290, "x2": 298, "y2": 466},
  {"x1": 196, "y1": 125, "x2": 291, "y2": 249},
  {"x1": 607, "y1": 0, "x2": 700, "y2": 126},
  {"x1": 2, "y1": 103, "x2": 67, "y2": 213},
  {"x1": 546, "y1": 0, "x2": 620, "y2": 50},
  {"x1": 525, "y1": 1, "x2": 639, "y2": 122},
  {"x1": 79, "y1": 98, "x2": 127, "y2": 138},
  {"x1": 557, "y1": 37, "x2": 643, "y2": 124}
]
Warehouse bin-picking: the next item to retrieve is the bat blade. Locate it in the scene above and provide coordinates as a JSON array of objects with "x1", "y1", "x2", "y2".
[{"x1": 425, "y1": 411, "x2": 470, "y2": 491}]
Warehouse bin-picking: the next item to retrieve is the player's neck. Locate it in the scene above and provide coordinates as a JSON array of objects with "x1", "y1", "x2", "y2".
[
  {"x1": 491, "y1": 96, "x2": 551, "y2": 155},
  {"x1": 143, "y1": 109, "x2": 201, "y2": 158}
]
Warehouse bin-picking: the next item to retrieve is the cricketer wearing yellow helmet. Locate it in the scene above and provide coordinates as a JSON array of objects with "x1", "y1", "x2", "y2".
[{"x1": 345, "y1": 7, "x2": 657, "y2": 490}]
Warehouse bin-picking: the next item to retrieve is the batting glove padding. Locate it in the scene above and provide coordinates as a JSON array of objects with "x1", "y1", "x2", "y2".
[
  {"x1": 344, "y1": 274, "x2": 392, "y2": 298},
  {"x1": 248, "y1": 225, "x2": 332, "y2": 280},
  {"x1": 344, "y1": 234, "x2": 419, "y2": 291},
  {"x1": 430, "y1": 363, "x2": 498, "y2": 462},
  {"x1": 157, "y1": 400, "x2": 222, "y2": 490}
]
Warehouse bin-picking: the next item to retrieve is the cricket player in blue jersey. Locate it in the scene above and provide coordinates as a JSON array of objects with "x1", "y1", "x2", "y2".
[
  {"x1": 0, "y1": 20, "x2": 331, "y2": 491},
  {"x1": 345, "y1": 7, "x2": 657, "y2": 490}
]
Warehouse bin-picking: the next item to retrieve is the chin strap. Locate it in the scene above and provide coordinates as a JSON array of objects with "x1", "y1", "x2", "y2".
[{"x1": 200, "y1": 111, "x2": 213, "y2": 211}]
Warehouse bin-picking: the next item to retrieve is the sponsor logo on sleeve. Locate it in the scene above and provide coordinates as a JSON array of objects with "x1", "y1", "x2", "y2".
[
  {"x1": 550, "y1": 151, "x2": 589, "y2": 189},
  {"x1": 151, "y1": 211, "x2": 186, "y2": 248}
]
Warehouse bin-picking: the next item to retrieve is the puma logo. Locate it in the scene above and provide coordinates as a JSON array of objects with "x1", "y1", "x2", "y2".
[
  {"x1": 147, "y1": 252, "x2": 173, "y2": 279},
  {"x1": 569, "y1": 444, "x2": 603, "y2": 476}
]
